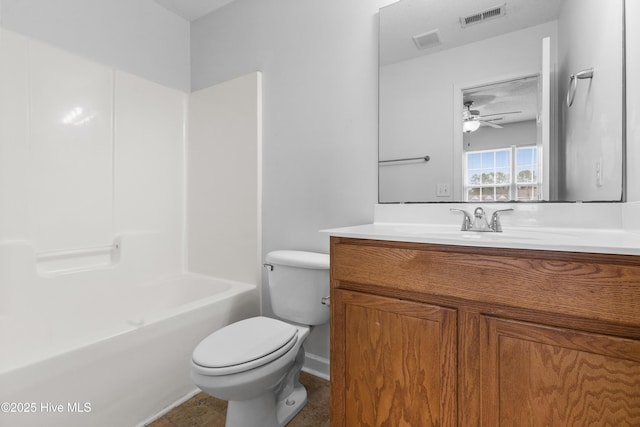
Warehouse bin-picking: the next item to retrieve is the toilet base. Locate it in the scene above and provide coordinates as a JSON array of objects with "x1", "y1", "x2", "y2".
[
  {"x1": 224, "y1": 383, "x2": 307, "y2": 427},
  {"x1": 225, "y1": 393, "x2": 277, "y2": 427},
  {"x1": 277, "y1": 382, "x2": 308, "y2": 426}
]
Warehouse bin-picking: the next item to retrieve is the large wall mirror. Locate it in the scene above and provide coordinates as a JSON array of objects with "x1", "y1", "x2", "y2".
[{"x1": 379, "y1": 0, "x2": 625, "y2": 203}]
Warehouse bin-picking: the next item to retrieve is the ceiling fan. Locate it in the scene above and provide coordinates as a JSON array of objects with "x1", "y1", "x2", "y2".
[{"x1": 462, "y1": 101, "x2": 520, "y2": 133}]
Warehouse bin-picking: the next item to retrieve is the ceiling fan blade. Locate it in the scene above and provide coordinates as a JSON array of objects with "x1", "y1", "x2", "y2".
[
  {"x1": 480, "y1": 120, "x2": 503, "y2": 129},
  {"x1": 478, "y1": 110, "x2": 522, "y2": 118}
]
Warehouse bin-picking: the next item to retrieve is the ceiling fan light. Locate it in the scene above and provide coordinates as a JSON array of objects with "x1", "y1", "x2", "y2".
[{"x1": 463, "y1": 119, "x2": 481, "y2": 133}]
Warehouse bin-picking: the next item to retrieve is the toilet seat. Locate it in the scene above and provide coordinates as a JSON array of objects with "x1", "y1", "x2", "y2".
[{"x1": 192, "y1": 316, "x2": 298, "y2": 376}]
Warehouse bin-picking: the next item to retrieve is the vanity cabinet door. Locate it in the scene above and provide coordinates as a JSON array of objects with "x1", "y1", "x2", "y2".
[
  {"x1": 330, "y1": 289, "x2": 457, "y2": 427},
  {"x1": 480, "y1": 316, "x2": 640, "y2": 426}
]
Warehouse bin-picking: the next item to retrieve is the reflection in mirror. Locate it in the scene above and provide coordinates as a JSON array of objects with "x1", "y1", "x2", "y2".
[
  {"x1": 461, "y1": 76, "x2": 541, "y2": 202},
  {"x1": 379, "y1": 0, "x2": 624, "y2": 203}
]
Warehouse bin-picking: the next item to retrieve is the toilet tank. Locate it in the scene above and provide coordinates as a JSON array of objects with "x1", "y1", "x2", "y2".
[{"x1": 265, "y1": 250, "x2": 330, "y2": 326}]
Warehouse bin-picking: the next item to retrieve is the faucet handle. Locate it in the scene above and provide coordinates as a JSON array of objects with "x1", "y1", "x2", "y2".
[
  {"x1": 450, "y1": 208, "x2": 473, "y2": 231},
  {"x1": 489, "y1": 208, "x2": 514, "y2": 232}
]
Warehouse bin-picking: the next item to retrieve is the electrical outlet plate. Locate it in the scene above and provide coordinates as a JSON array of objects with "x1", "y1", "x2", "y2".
[
  {"x1": 437, "y1": 183, "x2": 450, "y2": 197},
  {"x1": 595, "y1": 158, "x2": 603, "y2": 187}
]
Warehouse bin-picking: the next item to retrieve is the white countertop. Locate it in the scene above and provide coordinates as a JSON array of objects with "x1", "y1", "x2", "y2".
[{"x1": 323, "y1": 223, "x2": 640, "y2": 256}]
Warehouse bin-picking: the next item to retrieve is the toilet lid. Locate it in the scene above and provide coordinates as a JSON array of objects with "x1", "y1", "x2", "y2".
[
  {"x1": 265, "y1": 250, "x2": 329, "y2": 269},
  {"x1": 192, "y1": 316, "x2": 298, "y2": 374}
]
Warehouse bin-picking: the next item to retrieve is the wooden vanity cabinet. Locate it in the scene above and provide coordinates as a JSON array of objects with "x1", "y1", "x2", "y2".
[
  {"x1": 329, "y1": 237, "x2": 640, "y2": 427},
  {"x1": 332, "y1": 289, "x2": 457, "y2": 426}
]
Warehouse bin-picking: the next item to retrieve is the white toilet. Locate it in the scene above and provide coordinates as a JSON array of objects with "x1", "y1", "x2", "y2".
[{"x1": 190, "y1": 250, "x2": 330, "y2": 427}]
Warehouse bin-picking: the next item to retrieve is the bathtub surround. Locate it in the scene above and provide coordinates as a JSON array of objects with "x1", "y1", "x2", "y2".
[
  {"x1": 29, "y1": 40, "x2": 114, "y2": 252},
  {"x1": 0, "y1": 28, "x2": 185, "y2": 273},
  {"x1": 187, "y1": 73, "x2": 262, "y2": 287}
]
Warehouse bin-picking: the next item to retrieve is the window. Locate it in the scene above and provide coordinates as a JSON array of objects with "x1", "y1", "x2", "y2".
[
  {"x1": 514, "y1": 146, "x2": 539, "y2": 201},
  {"x1": 464, "y1": 146, "x2": 540, "y2": 201}
]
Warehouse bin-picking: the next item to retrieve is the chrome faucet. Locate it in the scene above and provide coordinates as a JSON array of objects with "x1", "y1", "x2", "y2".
[
  {"x1": 450, "y1": 207, "x2": 513, "y2": 232},
  {"x1": 472, "y1": 207, "x2": 491, "y2": 231}
]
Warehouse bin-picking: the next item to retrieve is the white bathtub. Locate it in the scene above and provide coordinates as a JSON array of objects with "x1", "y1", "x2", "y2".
[{"x1": 0, "y1": 237, "x2": 259, "y2": 427}]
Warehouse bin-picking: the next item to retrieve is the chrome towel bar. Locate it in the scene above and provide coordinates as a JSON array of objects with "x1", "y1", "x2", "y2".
[
  {"x1": 566, "y1": 68, "x2": 594, "y2": 107},
  {"x1": 379, "y1": 155, "x2": 430, "y2": 164}
]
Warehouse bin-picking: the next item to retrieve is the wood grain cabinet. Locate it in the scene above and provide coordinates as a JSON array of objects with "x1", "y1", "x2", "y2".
[
  {"x1": 332, "y1": 289, "x2": 457, "y2": 426},
  {"x1": 329, "y1": 237, "x2": 640, "y2": 427}
]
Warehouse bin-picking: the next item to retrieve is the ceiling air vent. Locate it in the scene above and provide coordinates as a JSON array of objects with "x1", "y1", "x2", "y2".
[
  {"x1": 460, "y1": 4, "x2": 506, "y2": 28},
  {"x1": 412, "y1": 29, "x2": 442, "y2": 50}
]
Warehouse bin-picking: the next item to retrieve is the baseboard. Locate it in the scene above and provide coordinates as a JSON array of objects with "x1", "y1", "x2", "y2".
[
  {"x1": 136, "y1": 387, "x2": 200, "y2": 426},
  {"x1": 303, "y1": 353, "x2": 330, "y2": 381}
]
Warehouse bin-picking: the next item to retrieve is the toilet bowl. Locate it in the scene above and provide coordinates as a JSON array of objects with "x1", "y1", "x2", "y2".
[{"x1": 190, "y1": 250, "x2": 330, "y2": 427}]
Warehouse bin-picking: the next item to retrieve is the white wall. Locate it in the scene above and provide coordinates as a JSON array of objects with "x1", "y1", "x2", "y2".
[
  {"x1": 379, "y1": 22, "x2": 557, "y2": 202},
  {"x1": 188, "y1": 73, "x2": 262, "y2": 287},
  {"x1": 191, "y1": 0, "x2": 381, "y2": 372},
  {"x1": 0, "y1": 0, "x2": 190, "y2": 91},
  {"x1": 557, "y1": 0, "x2": 624, "y2": 201}
]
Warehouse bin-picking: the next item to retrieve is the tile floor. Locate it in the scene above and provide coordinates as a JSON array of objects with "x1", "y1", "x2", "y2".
[{"x1": 146, "y1": 372, "x2": 330, "y2": 427}]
